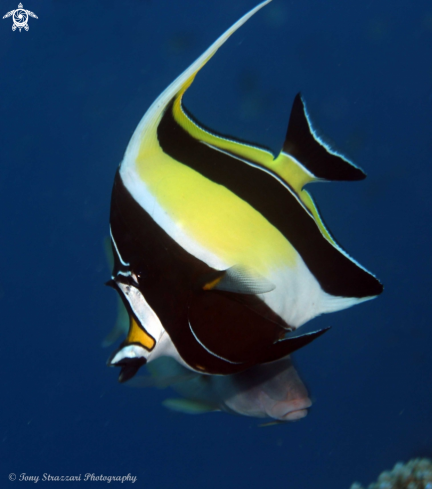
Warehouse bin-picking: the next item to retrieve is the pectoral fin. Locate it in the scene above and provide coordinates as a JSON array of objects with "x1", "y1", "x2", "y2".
[
  {"x1": 162, "y1": 398, "x2": 218, "y2": 414},
  {"x1": 200, "y1": 265, "x2": 275, "y2": 295}
]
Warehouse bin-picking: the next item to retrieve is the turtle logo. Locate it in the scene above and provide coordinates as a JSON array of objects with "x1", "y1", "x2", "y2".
[{"x1": 3, "y1": 3, "x2": 38, "y2": 32}]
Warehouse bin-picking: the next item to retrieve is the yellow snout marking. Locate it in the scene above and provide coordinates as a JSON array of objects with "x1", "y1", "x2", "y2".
[{"x1": 126, "y1": 316, "x2": 155, "y2": 351}]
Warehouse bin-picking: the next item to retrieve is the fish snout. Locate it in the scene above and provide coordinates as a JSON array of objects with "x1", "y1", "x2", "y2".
[
  {"x1": 267, "y1": 396, "x2": 312, "y2": 421},
  {"x1": 108, "y1": 344, "x2": 148, "y2": 383}
]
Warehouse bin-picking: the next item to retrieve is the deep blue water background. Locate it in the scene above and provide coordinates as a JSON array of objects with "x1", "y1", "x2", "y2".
[{"x1": 1, "y1": 0, "x2": 431, "y2": 487}]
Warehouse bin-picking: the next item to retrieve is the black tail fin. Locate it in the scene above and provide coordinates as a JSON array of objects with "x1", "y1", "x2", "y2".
[{"x1": 283, "y1": 93, "x2": 366, "y2": 181}]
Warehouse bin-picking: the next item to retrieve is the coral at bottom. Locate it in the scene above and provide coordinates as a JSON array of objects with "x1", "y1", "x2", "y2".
[{"x1": 351, "y1": 459, "x2": 432, "y2": 489}]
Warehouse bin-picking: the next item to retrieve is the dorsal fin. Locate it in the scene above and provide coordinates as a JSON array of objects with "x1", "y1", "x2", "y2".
[
  {"x1": 123, "y1": 0, "x2": 272, "y2": 167},
  {"x1": 283, "y1": 93, "x2": 366, "y2": 182}
]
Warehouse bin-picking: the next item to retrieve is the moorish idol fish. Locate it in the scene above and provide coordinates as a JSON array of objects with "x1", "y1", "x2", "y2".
[{"x1": 106, "y1": 0, "x2": 383, "y2": 383}]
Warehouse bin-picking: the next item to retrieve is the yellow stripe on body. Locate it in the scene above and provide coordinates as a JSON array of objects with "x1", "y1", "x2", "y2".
[
  {"x1": 132, "y1": 89, "x2": 332, "y2": 275},
  {"x1": 273, "y1": 152, "x2": 339, "y2": 247},
  {"x1": 172, "y1": 85, "x2": 275, "y2": 167},
  {"x1": 299, "y1": 189, "x2": 337, "y2": 246},
  {"x1": 132, "y1": 87, "x2": 335, "y2": 276},
  {"x1": 173, "y1": 90, "x2": 340, "y2": 250},
  {"x1": 135, "y1": 137, "x2": 298, "y2": 275}
]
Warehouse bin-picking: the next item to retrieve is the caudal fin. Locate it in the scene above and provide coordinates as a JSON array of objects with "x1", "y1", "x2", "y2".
[{"x1": 283, "y1": 93, "x2": 366, "y2": 181}]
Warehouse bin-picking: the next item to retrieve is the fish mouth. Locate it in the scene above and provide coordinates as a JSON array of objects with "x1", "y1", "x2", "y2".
[
  {"x1": 108, "y1": 344, "x2": 148, "y2": 383},
  {"x1": 106, "y1": 277, "x2": 159, "y2": 383}
]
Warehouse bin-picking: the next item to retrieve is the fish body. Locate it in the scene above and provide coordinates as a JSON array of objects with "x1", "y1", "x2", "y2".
[
  {"x1": 107, "y1": 0, "x2": 382, "y2": 382},
  {"x1": 146, "y1": 356, "x2": 312, "y2": 422},
  {"x1": 103, "y1": 265, "x2": 312, "y2": 423}
]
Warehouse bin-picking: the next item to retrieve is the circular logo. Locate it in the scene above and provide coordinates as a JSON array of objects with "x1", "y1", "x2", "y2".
[
  {"x1": 9, "y1": 473, "x2": 16, "y2": 481},
  {"x1": 13, "y1": 9, "x2": 27, "y2": 28}
]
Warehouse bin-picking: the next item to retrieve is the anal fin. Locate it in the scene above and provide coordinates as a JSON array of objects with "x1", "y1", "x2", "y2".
[{"x1": 259, "y1": 327, "x2": 331, "y2": 364}]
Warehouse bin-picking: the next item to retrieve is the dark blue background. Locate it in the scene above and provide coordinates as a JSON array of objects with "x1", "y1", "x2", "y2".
[{"x1": 1, "y1": 0, "x2": 431, "y2": 487}]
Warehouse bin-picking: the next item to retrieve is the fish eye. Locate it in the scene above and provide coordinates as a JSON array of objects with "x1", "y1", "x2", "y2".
[
  {"x1": 131, "y1": 268, "x2": 145, "y2": 285},
  {"x1": 130, "y1": 272, "x2": 140, "y2": 286}
]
